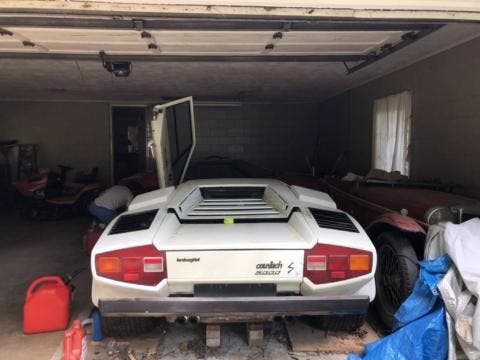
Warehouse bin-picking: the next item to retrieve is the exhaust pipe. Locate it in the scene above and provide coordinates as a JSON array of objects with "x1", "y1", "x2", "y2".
[
  {"x1": 176, "y1": 316, "x2": 188, "y2": 324},
  {"x1": 189, "y1": 316, "x2": 200, "y2": 324}
]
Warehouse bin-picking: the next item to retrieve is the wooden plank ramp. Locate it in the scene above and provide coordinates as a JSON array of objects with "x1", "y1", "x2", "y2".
[{"x1": 286, "y1": 320, "x2": 379, "y2": 354}]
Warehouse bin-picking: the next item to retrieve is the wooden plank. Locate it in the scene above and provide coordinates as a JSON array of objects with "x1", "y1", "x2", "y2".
[
  {"x1": 246, "y1": 323, "x2": 264, "y2": 347},
  {"x1": 286, "y1": 320, "x2": 379, "y2": 354},
  {"x1": 206, "y1": 324, "x2": 221, "y2": 348}
]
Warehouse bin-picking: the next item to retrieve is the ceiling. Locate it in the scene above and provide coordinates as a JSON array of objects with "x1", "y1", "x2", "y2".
[{"x1": 0, "y1": 21, "x2": 479, "y2": 103}]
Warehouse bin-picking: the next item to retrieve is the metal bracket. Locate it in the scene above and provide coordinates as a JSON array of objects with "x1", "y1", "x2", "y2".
[
  {"x1": 22, "y1": 40, "x2": 35, "y2": 47},
  {"x1": 0, "y1": 27, "x2": 13, "y2": 36}
]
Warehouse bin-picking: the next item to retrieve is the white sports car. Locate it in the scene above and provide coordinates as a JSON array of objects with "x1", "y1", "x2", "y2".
[{"x1": 91, "y1": 98, "x2": 376, "y2": 336}]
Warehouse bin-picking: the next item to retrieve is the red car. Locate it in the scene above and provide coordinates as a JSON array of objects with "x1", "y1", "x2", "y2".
[{"x1": 284, "y1": 175, "x2": 480, "y2": 328}]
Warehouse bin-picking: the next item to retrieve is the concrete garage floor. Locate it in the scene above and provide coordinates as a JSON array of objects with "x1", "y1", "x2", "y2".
[
  {"x1": 0, "y1": 210, "x2": 362, "y2": 360},
  {"x1": 87, "y1": 321, "x2": 347, "y2": 360},
  {"x1": 0, "y1": 210, "x2": 91, "y2": 360}
]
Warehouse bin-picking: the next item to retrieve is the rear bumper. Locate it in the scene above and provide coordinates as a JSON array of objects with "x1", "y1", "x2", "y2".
[{"x1": 99, "y1": 295, "x2": 369, "y2": 318}]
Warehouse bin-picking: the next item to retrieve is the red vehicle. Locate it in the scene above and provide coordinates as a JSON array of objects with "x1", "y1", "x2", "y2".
[
  {"x1": 117, "y1": 157, "x2": 274, "y2": 193},
  {"x1": 118, "y1": 171, "x2": 158, "y2": 193},
  {"x1": 284, "y1": 175, "x2": 480, "y2": 328},
  {"x1": 15, "y1": 165, "x2": 101, "y2": 219}
]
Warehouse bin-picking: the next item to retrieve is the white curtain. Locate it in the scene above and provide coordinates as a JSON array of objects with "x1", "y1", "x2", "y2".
[{"x1": 372, "y1": 91, "x2": 412, "y2": 176}]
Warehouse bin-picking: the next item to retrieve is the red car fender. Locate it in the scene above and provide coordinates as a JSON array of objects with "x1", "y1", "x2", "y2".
[
  {"x1": 366, "y1": 212, "x2": 426, "y2": 244},
  {"x1": 15, "y1": 173, "x2": 49, "y2": 197}
]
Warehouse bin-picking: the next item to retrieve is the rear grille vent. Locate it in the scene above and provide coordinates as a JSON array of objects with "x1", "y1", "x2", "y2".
[
  {"x1": 188, "y1": 198, "x2": 279, "y2": 217},
  {"x1": 109, "y1": 209, "x2": 158, "y2": 235},
  {"x1": 309, "y1": 208, "x2": 359, "y2": 233},
  {"x1": 200, "y1": 186, "x2": 265, "y2": 199}
]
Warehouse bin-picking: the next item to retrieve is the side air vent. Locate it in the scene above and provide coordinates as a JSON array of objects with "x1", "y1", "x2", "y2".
[
  {"x1": 109, "y1": 209, "x2": 158, "y2": 235},
  {"x1": 309, "y1": 208, "x2": 359, "y2": 233}
]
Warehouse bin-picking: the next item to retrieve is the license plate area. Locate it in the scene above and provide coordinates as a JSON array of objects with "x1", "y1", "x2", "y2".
[
  {"x1": 166, "y1": 250, "x2": 304, "y2": 281},
  {"x1": 194, "y1": 283, "x2": 276, "y2": 297}
]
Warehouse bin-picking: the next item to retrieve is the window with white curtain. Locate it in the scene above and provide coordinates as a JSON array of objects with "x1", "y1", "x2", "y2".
[{"x1": 372, "y1": 91, "x2": 412, "y2": 176}]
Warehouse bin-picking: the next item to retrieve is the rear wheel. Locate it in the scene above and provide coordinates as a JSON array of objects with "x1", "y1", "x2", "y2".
[
  {"x1": 20, "y1": 201, "x2": 41, "y2": 220},
  {"x1": 20, "y1": 203, "x2": 35, "y2": 219},
  {"x1": 307, "y1": 314, "x2": 366, "y2": 332},
  {"x1": 374, "y1": 232, "x2": 419, "y2": 328},
  {"x1": 101, "y1": 316, "x2": 158, "y2": 338}
]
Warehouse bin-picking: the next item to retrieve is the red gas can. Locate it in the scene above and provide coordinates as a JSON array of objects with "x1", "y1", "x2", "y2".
[
  {"x1": 23, "y1": 276, "x2": 71, "y2": 334},
  {"x1": 61, "y1": 320, "x2": 87, "y2": 360}
]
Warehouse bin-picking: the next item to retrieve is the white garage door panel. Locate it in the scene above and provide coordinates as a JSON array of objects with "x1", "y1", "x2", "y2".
[
  {"x1": 159, "y1": 44, "x2": 264, "y2": 55},
  {"x1": 5, "y1": 27, "x2": 150, "y2": 54},
  {"x1": 1, "y1": 27, "x2": 411, "y2": 56},
  {"x1": 150, "y1": 30, "x2": 272, "y2": 44},
  {"x1": 7, "y1": 27, "x2": 140, "y2": 43},
  {"x1": 272, "y1": 43, "x2": 382, "y2": 55},
  {"x1": 282, "y1": 31, "x2": 405, "y2": 45},
  {"x1": 0, "y1": 39, "x2": 26, "y2": 51},
  {"x1": 40, "y1": 42, "x2": 151, "y2": 54}
]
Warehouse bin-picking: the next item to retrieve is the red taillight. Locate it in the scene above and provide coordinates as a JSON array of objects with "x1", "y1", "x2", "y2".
[
  {"x1": 304, "y1": 244, "x2": 372, "y2": 284},
  {"x1": 95, "y1": 245, "x2": 167, "y2": 286}
]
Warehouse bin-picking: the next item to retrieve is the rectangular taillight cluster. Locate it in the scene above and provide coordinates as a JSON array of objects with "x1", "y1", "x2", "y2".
[
  {"x1": 304, "y1": 244, "x2": 372, "y2": 284},
  {"x1": 95, "y1": 245, "x2": 167, "y2": 286}
]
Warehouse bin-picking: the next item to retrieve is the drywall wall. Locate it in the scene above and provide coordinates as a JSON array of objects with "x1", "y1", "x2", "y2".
[
  {"x1": 0, "y1": 101, "x2": 111, "y2": 184},
  {"x1": 317, "y1": 36, "x2": 480, "y2": 197},
  {"x1": 0, "y1": 101, "x2": 319, "y2": 187},
  {"x1": 193, "y1": 103, "x2": 320, "y2": 173}
]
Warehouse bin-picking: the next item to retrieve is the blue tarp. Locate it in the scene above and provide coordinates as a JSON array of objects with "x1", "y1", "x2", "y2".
[{"x1": 348, "y1": 255, "x2": 452, "y2": 360}]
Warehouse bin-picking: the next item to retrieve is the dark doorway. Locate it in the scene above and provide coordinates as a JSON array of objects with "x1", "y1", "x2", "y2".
[{"x1": 111, "y1": 107, "x2": 146, "y2": 183}]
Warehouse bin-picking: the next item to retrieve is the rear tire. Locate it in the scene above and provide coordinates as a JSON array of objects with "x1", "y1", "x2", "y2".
[
  {"x1": 307, "y1": 314, "x2": 366, "y2": 332},
  {"x1": 101, "y1": 316, "x2": 158, "y2": 338},
  {"x1": 20, "y1": 203, "x2": 40, "y2": 220},
  {"x1": 374, "y1": 232, "x2": 419, "y2": 329}
]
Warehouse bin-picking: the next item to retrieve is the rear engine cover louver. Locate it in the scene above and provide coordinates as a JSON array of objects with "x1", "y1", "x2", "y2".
[
  {"x1": 109, "y1": 209, "x2": 158, "y2": 235},
  {"x1": 309, "y1": 208, "x2": 359, "y2": 233}
]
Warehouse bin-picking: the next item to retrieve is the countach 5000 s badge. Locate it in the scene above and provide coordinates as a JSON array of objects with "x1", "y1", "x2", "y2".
[{"x1": 255, "y1": 261, "x2": 282, "y2": 276}]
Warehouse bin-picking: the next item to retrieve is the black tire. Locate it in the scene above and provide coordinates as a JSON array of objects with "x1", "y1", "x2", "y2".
[
  {"x1": 20, "y1": 202, "x2": 38, "y2": 220},
  {"x1": 374, "y1": 232, "x2": 419, "y2": 329},
  {"x1": 101, "y1": 316, "x2": 158, "y2": 338},
  {"x1": 307, "y1": 314, "x2": 366, "y2": 332}
]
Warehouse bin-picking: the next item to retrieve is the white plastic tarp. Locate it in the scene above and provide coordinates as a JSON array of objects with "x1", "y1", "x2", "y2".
[{"x1": 425, "y1": 219, "x2": 480, "y2": 359}]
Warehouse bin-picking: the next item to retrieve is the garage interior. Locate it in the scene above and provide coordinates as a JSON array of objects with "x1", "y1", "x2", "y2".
[{"x1": 1, "y1": 1, "x2": 480, "y2": 359}]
